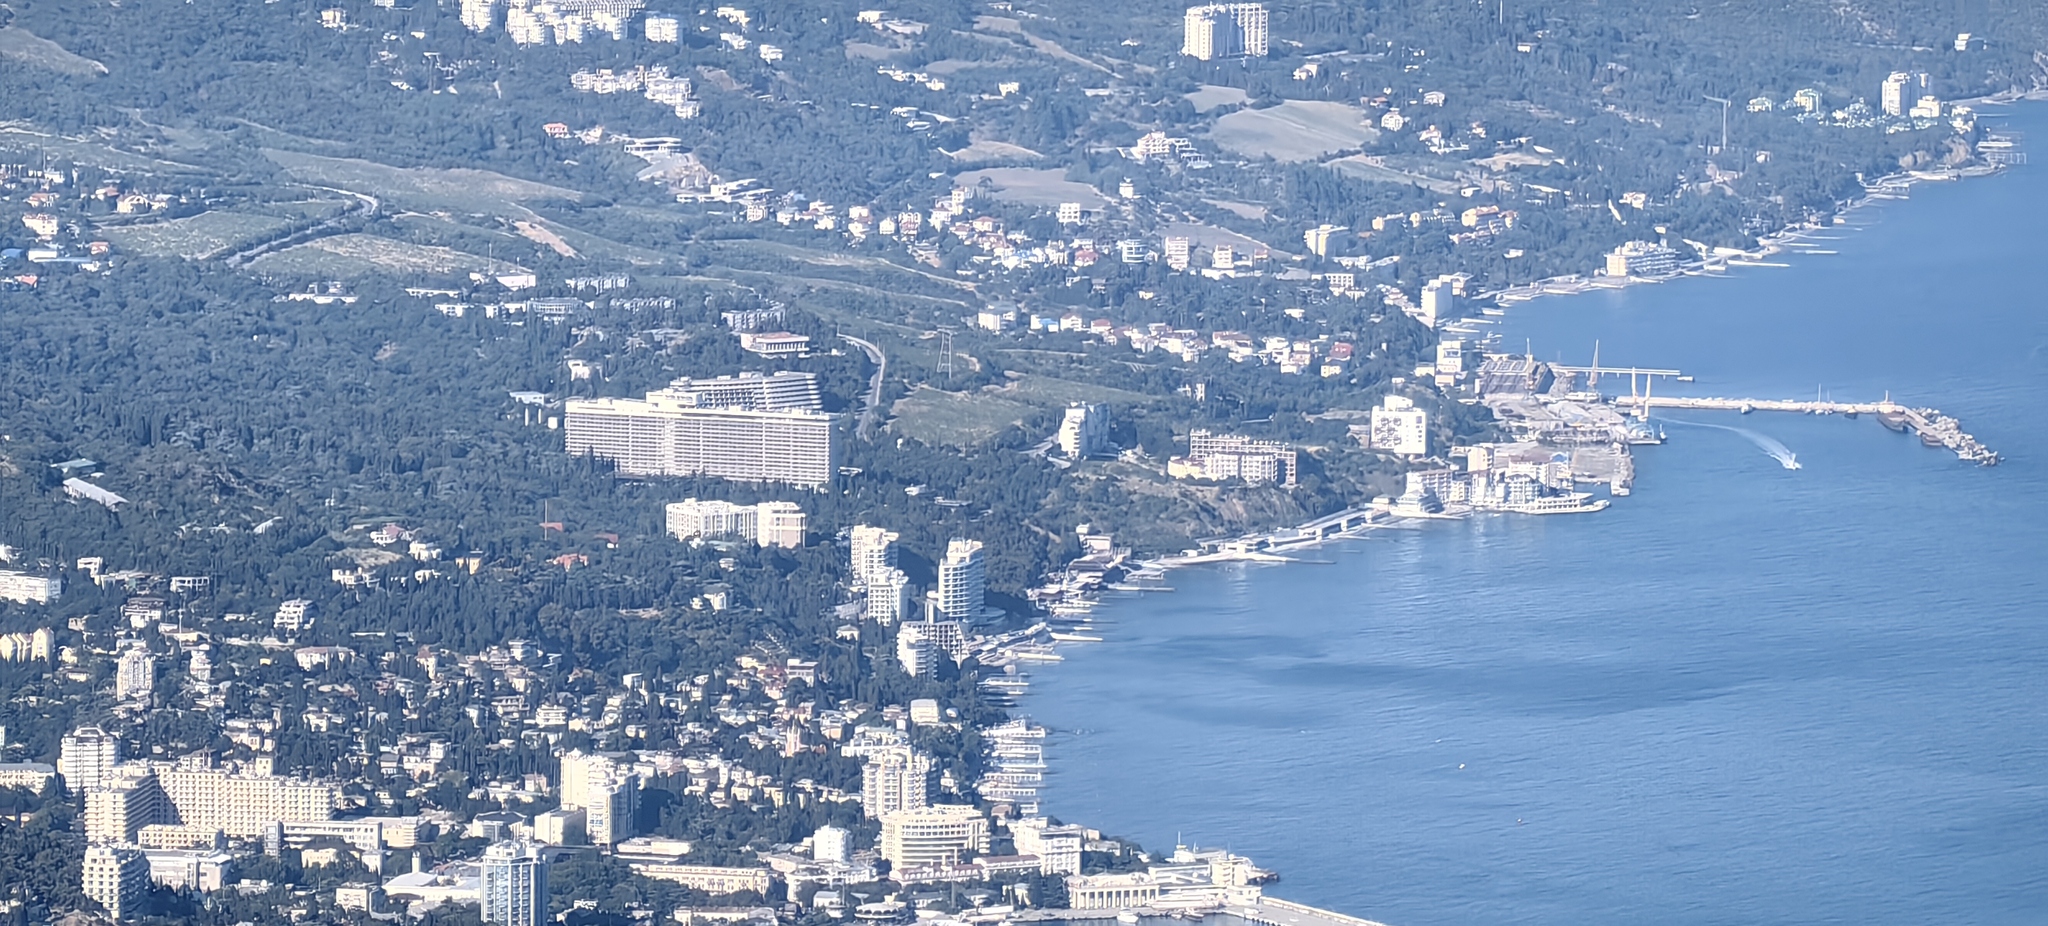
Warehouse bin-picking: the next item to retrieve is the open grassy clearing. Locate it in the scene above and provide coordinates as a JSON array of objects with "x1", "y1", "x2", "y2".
[
  {"x1": 1324, "y1": 155, "x2": 1463, "y2": 194},
  {"x1": 248, "y1": 234, "x2": 527, "y2": 279},
  {"x1": 1209, "y1": 101, "x2": 1379, "y2": 162},
  {"x1": 889, "y1": 386, "x2": 1040, "y2": 447},
  {"x1": 100, "y1": 211, "x2": 293, "y2": 259},
  {"x1": 997, "y1": 374, "x2": 1155, "y2": 408},
  {"x1": 953, "y1": 167, "x2": 1110, "y2": 207},
  {"x1": 1186, "y1": 85, "x2": 1250, "y2": 113},
  {"x1": 0, "y1": 26, "x2": 105, "y2": 75},
  {"x1": 263, "y1": 149, "x2": 581, "y2": 215}
]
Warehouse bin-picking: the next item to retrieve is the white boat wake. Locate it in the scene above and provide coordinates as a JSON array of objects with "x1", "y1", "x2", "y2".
[{"x1": 1668, "y1": 419, "x2": 1801, "y2": 469}]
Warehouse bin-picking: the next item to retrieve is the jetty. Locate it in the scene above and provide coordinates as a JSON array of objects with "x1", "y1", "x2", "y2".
[{"x1": 1615, "y1": 395, "x2": 1999, "y2": 465}]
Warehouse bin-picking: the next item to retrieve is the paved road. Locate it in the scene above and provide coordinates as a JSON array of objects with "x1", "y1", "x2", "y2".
[
  {"x1": 221, "y1": 186, "x2": 379, "y2": 267},
  {"x1": 842, "y1": 333, "x2": 886, "y2": 441}
]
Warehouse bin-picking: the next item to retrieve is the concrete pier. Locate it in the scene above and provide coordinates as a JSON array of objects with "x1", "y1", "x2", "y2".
[{"x1": 1613, "y1": 396, "x2": 1999, "y2": 465}]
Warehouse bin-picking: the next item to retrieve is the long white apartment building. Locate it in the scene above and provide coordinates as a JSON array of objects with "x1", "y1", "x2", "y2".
[
  {"x1": 154, "y1": 763, "x2": 337, "y2": 838},
  {"x1": 661, "y1": 371, "x2": 822, "y2": 411},
  {"x1": 0, "y1": 570, "x2": 61, "y2": 604},
  {"x1": 665, "y1": 499, "x2": 807, "y2": 548},
  {"x1": 566, "y1": 379, "x2": 832, "y2": 487},
  {"x1": 1171, "y1": 431, "x2": 1298, "y2": 486}
]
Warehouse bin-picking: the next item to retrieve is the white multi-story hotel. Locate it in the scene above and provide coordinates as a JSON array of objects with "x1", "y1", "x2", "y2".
[
  {"x1": 878, "y1": 805, "x2": 989, "y2": 868},
  {"x1": 153, "y1": 764, "x2": 337, "y2": 838},
  {"x1": 86, "y1": 767, "x2": 169, "y2": 845},
  {"x1": 1881, "y1": 70, "x2": 1928, "y2": 117},
  {"x1": 1368, "y1": 396, "x2": 1429, "y2": 457},
  {"x1": 1171, "y1": 431, "x2": 1298, "y2": 486},
  {"x1": 82, "y1": 845, "x2": 150, "y2": 921},
  {"x1": 0, "y1": 570, "x2": 61, "y2": 604},
  {"x1": 1182, "y1": 4, "x2": 1268, "y2": 60},
  {"x1": 665, "y1": 499, "x2": 808, "y2": 548},
  {"x1": 565, "y1": 379, "x2": 833, "y2": 487},
  {"x1": 644, "y1": 14, "x2": 679, "y2": 42},
  {"x1": 661, "y1": 371, "x2": 821, "y2": 411},
  {"x1": 481, "y1": 840, "x2": 549, "y2": 926},
  {"x1": 1057, "y1": 403, "x2": 1108, "y2": 458},
  {"x1": 849, "y1": 525, "x2": 899, "y2": 589},
  {"x1": 115, "y1": 645, "x2": 154, "y2": 703},
  {"x1": 62, "y1": 726, "x2": 122, "y2": 793},
  {"x1": 861, "y1": 746, "x2": 932, "y2": 819},
  {"x1": 864, "y1": 568, "x2": 912, "y2": 624},
  {"x1": 936, "y1": 539, "x2": 985, "y2": 620}
]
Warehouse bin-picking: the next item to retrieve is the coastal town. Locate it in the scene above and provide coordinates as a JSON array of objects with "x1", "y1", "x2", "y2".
[{"x1": 0, "y1": 0, "x2": 2033, "y2": 924}]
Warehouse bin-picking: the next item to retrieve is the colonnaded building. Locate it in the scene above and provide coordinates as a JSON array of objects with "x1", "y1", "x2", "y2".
[{"x1": 564, "y1": 372, "x2": 833, "y2": 487}]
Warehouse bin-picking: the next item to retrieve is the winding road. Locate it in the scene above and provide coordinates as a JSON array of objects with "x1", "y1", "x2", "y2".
[{"x1": 841, "y1": 333, "x2": 886, "y2": 442}]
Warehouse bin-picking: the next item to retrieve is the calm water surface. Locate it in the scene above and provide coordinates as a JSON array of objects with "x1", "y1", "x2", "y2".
[{"x1": 1023, "y1": 106, "x2": 2048, "y2": 926}]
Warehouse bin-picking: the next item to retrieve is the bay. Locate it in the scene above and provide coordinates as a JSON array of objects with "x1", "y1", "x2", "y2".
[{"x1": 1022, "y1": 104, "x2": 2048, "y2": 926}]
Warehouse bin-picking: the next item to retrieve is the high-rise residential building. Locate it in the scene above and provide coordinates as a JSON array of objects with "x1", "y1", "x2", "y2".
[
  {"x1": 85, "y1": 767, "x2": 169, "y2": 845},
  {"x1": 556, "y1": 752, "x2": 637, "y2": 845},
  {"x1": 1881, "y1": 71, "x2": 1928, "y2": 117},
  {"x1": 878, "y1": 805, "x2": 989, "y2": 869},
  {"x1": 460, "y1": 0, "x2": 495, "y2": 33},
  {"x1": 115, "y1": 645, "x2": 154, "y2": 703},
  {"x1": 665, "y1": 499, "x2": 807, "y2": 548},
  {"x1": 864, "y1": 568, "x2": 912, "y2": 624},
  {"x1": 1418, "y1": 275, "x2": 1464, "y2": 329},
  {"x1": 564, "y1": 382, "x2": 833, "y2": 487},
  {"x1": 861, "y1": 746, "x2": 932, "y2": 819},
  {"x1": 481, "y1": 840, "x2": 549, "y2": 926},
  {"x1": 896, "y1": 617, "x2": 964, "y2": 678},
  {"x1": 153, "y1": 763, "x2": 336, "y2": 837},
  {"x1": 0, "y1": 570, "x2": 61, "y2": 604},
  {"x1": 645, "y1": 14, "x2": 679, "y2": 42},
  {"x1": 1182, "y1": 4, "x2": 1268, "y2": 60},
  {"x1": 1303, "y1": 223, "x2": 1345, "y2": 258},
  {"x1": 583, "y1": 775, "x2": 639, "y2": 846},
  {"x1": 61, "y1": 726, "x2": 121, "y2": 794},
  {"x1": 936, "y1": 539, "x2": 985, "y2": 620},
  {"x1": 895, "y1": 622, "x2": 939, "y2": 677},
  {"x1": 1163, "y1": 236, "x2": 1192, "y2": 270},
  {"x1": 82, "y1": 845, "x2": 150, "y2": 921},
  {"x1": 1057, "y1": 404, "x2": 1107, "y2": 458},
  {"x1": 849, "y1": 526, "x2": 899, "y2": 589},
  {"x1": 1368, "y1": 396, "x2": 1430, "y2": 457},
  {"x1": 812, "y1": 825, "x2": 850, "y2": 863}
]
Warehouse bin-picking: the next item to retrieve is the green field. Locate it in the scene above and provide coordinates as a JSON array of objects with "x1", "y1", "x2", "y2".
[
  {"x1": 247, "y1": 234, "x2": 526, "y2": 279},
  {"x1": 101, "y1": 211, "x2": 293, "y2": 259},
  {"x1": 889, "y1": 386, "x2": 1041, "y2": 447},
  {"x1": 1210, "y1": 101, "x2": 1380, "y2": 163},
  {"x1": 263, "y1": 149, "x2": 582, "y2": 216}
]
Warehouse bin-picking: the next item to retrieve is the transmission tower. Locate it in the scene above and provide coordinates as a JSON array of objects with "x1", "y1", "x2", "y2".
[{"x1": 936, "y1": 328, "x2": 955, "y2": 381}]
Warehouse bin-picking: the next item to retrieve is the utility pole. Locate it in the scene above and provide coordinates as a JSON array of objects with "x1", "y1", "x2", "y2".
[{"x1": 1703, "y1": 96, "x2": 1732, "y2": 153}]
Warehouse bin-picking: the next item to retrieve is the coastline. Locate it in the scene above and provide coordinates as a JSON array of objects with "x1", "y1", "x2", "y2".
[{"x1": 1001, "y1": 108, "x2": 2034, "y2": 923}]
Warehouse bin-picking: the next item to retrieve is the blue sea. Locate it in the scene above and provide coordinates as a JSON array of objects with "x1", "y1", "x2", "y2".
[{"x1": 1023, "y1": 106, "x2": 2048, "y2": 925}]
